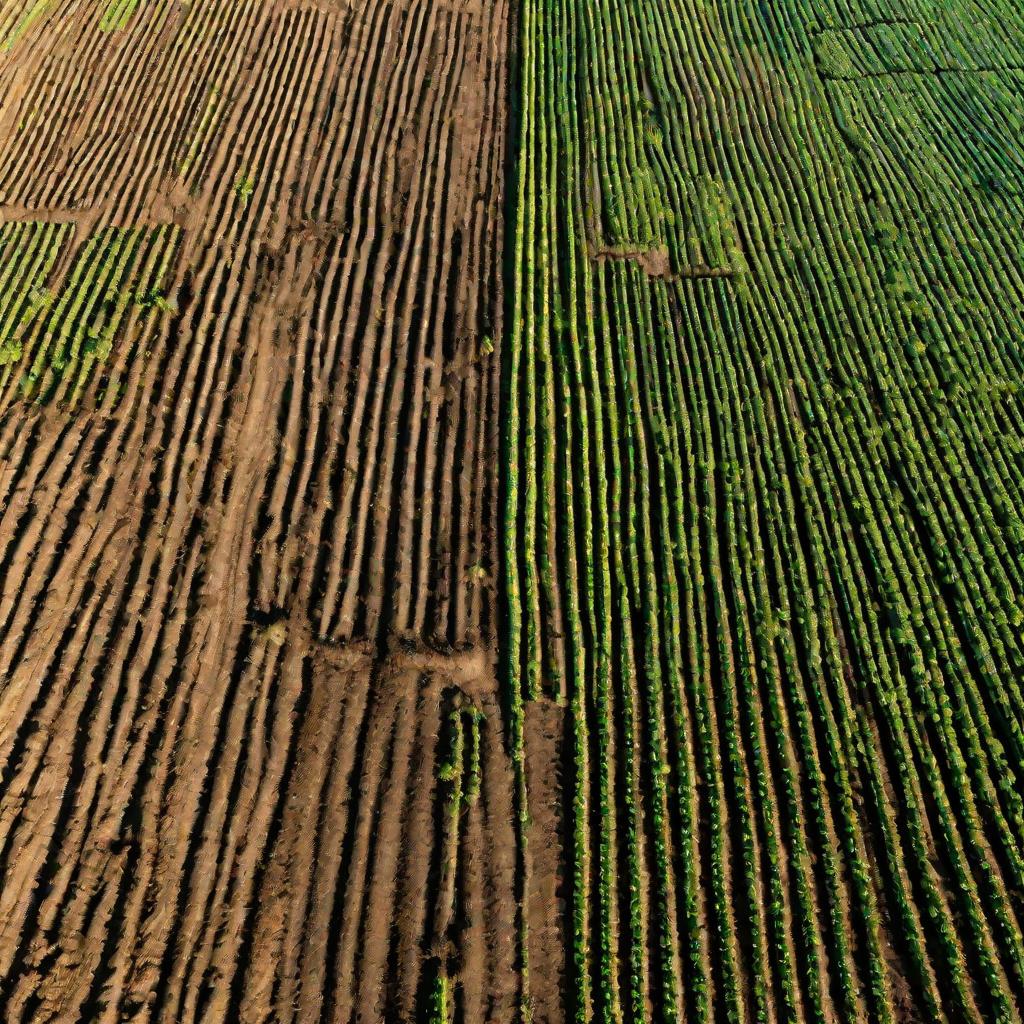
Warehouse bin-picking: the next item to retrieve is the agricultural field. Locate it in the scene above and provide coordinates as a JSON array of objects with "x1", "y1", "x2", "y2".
[
  {"x1": 507, "y1": 0, "x2": 1024, "y2": 1020},
  {"x1": 0, "y1": 0, "x2": 1023, "y2": 1021},
  {"x1": 0, "y1": 0, "x2": 515, "y2": 1019}
]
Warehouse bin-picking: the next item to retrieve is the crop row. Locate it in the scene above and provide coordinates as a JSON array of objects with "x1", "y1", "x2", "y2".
[
  {"x1": 99, "y1": 0, "x2": 144, "y2": 33},
  {"x1": 0, "y1": 220, "x2": 72, "y2": 368},
  {"x1": 430, "y1": 699, "x2": 486, "y2": 1024},
  {"x1": 0, "y1": 222, "x2": 180, "y2": 410}
]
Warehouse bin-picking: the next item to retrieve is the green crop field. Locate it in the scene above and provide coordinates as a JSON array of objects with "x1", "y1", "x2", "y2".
[{"x1": 506, "y1": 0, "x2": 1024, "y2": 1020}]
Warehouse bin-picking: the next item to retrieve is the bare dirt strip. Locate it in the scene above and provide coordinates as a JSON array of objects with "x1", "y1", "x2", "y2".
[{"x1": 0, "y1": 0, "x2": 523, "y2": 1019}]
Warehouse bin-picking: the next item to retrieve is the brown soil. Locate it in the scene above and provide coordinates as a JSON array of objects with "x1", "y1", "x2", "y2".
[
  {"x1": 0, "y1": 0, "x2": 523, "y2": 1018},
  {"x1": 524, "y1": 698, "x2": 570, "y2": 1024}
]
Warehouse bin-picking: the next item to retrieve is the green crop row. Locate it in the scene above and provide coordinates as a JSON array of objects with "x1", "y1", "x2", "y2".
[
  {"x1": 99, "y1": 0, "x2": 141, "y2": 32},
  {"x1": 0, "y1": 220, "x2": 72, "y2": 367},
  {"x1": 0, "y1": 222, "x2": 181, "y2": 408},
  {"x1": 1, "y1": 0, "x2": 53, "y2": 51},
  {"x1": 431, "y1": 699, "x2": 487, "y2": 1022}
]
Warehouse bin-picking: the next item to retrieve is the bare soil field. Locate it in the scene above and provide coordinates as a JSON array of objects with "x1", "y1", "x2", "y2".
[{"x1": 0, "y1": 0, "x2": 516, "y2": 1019}]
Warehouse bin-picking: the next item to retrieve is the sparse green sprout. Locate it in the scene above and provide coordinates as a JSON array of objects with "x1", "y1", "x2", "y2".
[
  {"x1": 234, "y1": 174, "x2": 256, "y2": 204},
  {"x1": 426, "y1": 969, "x2": 451, "y2": 1024},
  {"x1": 263, "y1": 621, "x2": 288, "y2": 646}
]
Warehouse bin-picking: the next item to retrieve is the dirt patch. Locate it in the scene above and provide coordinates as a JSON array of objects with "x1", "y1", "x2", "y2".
[
  {"x1": 242, "y1": 660, "x2": 519, "y2": 1023},
  {"x1": 586, "y1": 241, "x2": 734, "y2": 281},
  {"x1": 524, "y1": 697, "x2": 570, "y2": 1024}
]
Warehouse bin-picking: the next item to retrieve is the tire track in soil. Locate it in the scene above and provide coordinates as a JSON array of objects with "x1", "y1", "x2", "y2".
[{"x1": 0, "y1": 0, "x2": 521, "y2": 1017}]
